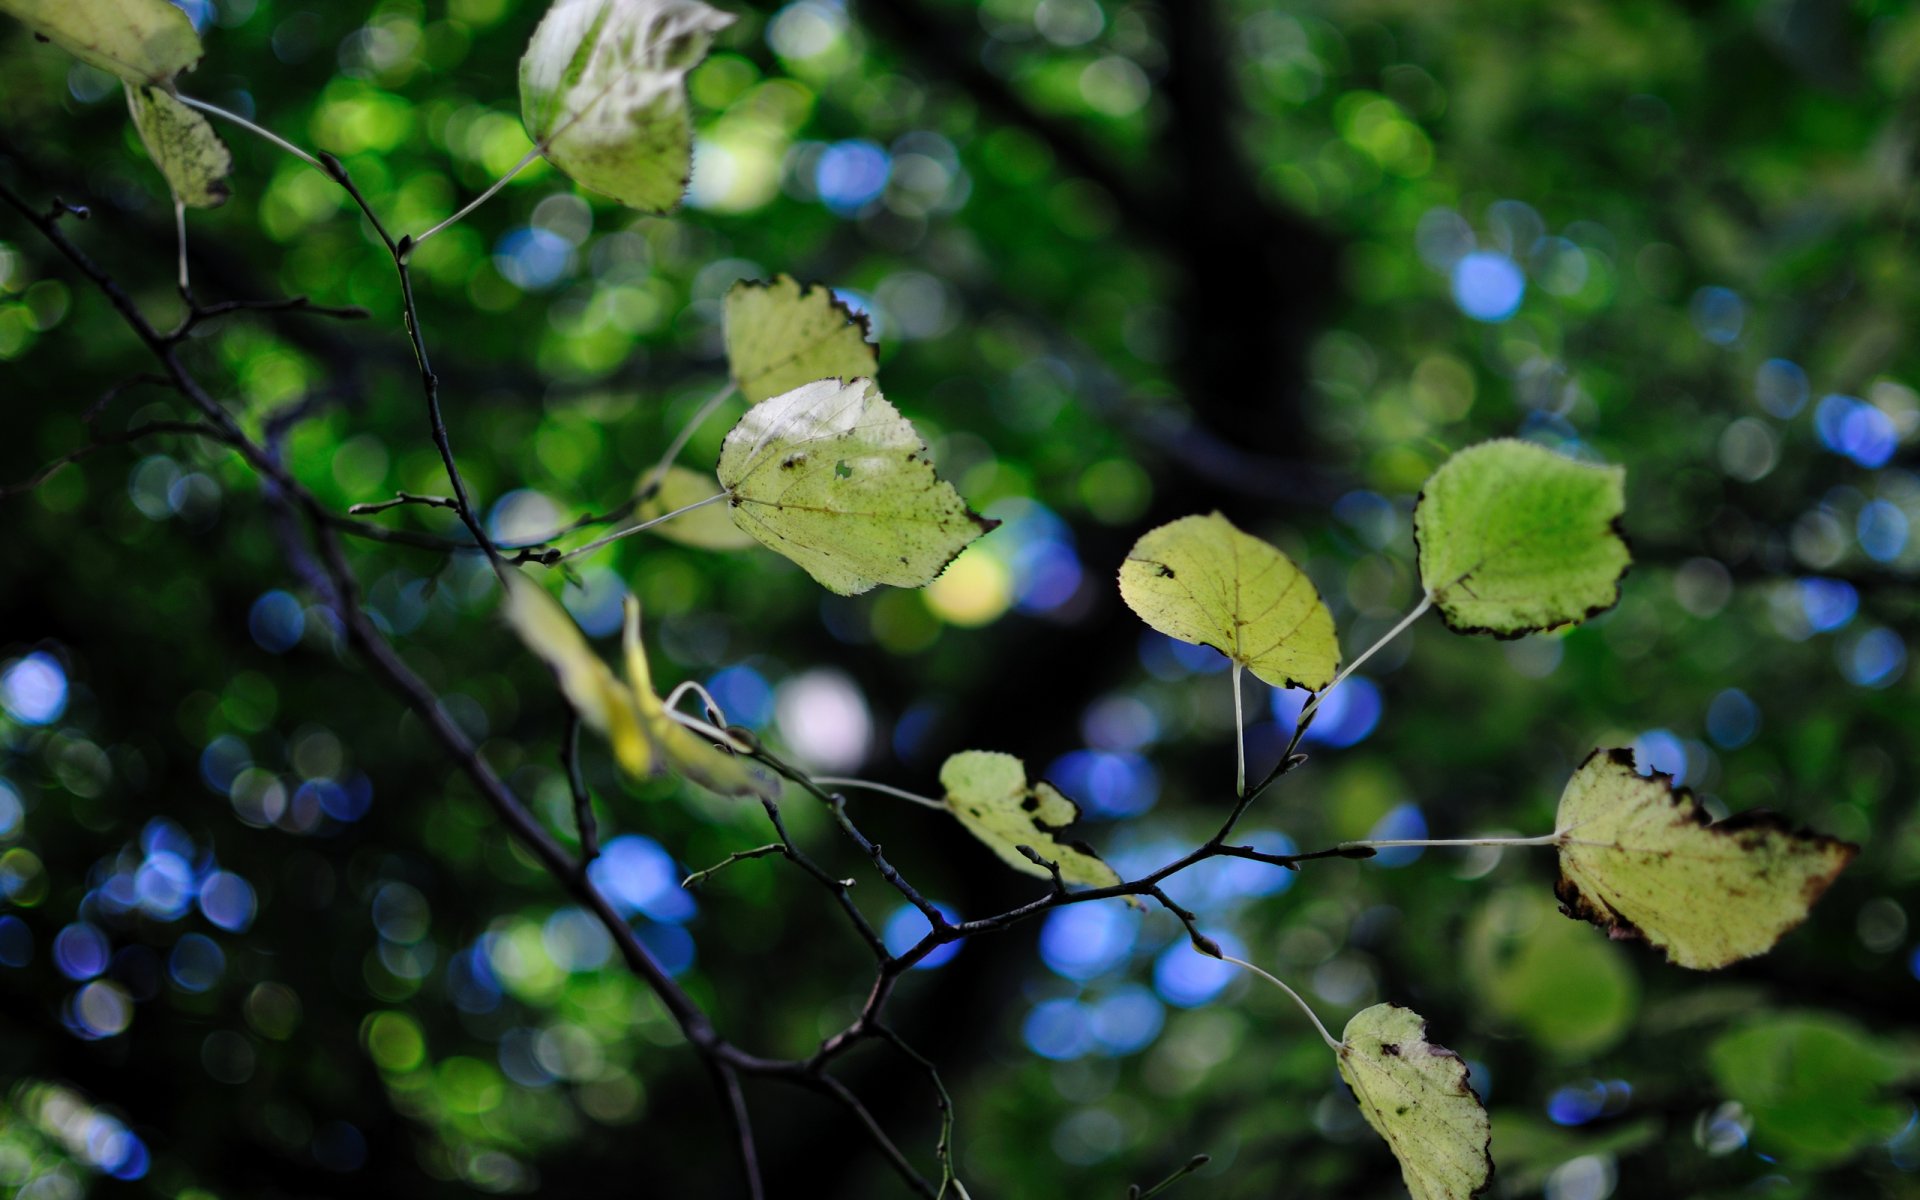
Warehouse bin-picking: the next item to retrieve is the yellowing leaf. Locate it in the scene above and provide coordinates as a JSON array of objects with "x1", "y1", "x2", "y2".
[
  {"x1": 126, "y1": 84, "x2": 232, "y2": 209},
  {"x1": 1414, "y1": 439, "x2": 1629, "y2": 637},
  {"x1": 1117, "y1": 512, "x2": 1339, "y2": 691},
  {"x1": 715, "y1": 378, "x2": 997, "y2": 595},
  {"x1": 0, "y1": 0, "x2": 201, "y2": 85},
  {"x1": 724, "y1": 275, "x2": 879, "y2": 404},
  {"x1": 621, "y1": 597, "x2": 778, "y2": 800},
  {"x1": 636, "y1": 464, "x2": 753, "y2": 550},
  {"x1": 518, "y1": 0, "x2": 733, "y2": 212},
  {"x1": 1552, "y1": 748, "x2": 1856, "y2": 969},
  {"x1": 501, "y1": 571, "x2": 650, "y2": 778},
  {"x1": 938, "y1": 751, "x2": 1121, "y2": 890},
  {"x1": 1337, "y1": 1004, "x2": 1492, "y2": 1200}
]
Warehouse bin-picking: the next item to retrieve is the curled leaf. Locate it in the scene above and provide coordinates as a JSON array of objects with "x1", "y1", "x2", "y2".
[
  {"x1": 1413, "y1": 439, "x2": 1629, "y2": 638},
  {"x1": 621, "y1": 596, "x2": 777, "y2": 800},
  {"x1": 1337, "y1": 1003, "x2": 1493, "y2": 1200},
  {"x1": 636, "y1": 464, "x2": 753, "y2": 550},
  {"x1": 126, "y1": 84, "x2": 232, "y2": 208},
  {"x1": 519, "y1": 0, "x2": 733, "y2": 212},
  {"x1": 1117, "y1": 512, "x2": 1339, "y2": 691},
  {"x1": 715, "y1": 377, "x2": 997, "y2": 595},
  {"x1": 1553, "y1": 748, "x2": 1856, "y2": 969},
  {"x1": 0, "y1": 0, "x2": 201, "y2": 85},
  {"x1": 724, "y1": 275, "x2": 878, "y2": 405},
  {"x1": 938, "y1": 751, "x2": 1121, "y2": 890},
  {"x1": 501, "y1": 571, "x2": 649, "y2": 778}
]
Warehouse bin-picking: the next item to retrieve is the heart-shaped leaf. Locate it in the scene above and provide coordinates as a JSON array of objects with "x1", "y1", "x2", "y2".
[
  {"x1": 1, "y1": 0, "x2": 201, "y2": 86},
  {"x1": 725, "y1": 275, "x2": 878, "y2": 405},
  {"x1": 519, "y1": 0, "x2": 733, "y2": 212},
  {"x1": 1338, "y1": 1003, "x2": 1492, "y2": 1200},
  {"x1": 1117, "y1": 512, "x2": 1339, "y2": 691},
  {"x1": 1552, "y1": 748, "x2": 1856, "y2": 969},
  {"x1": 1414, "y1": 440, "x2": 1628, "y2": 637},
  {"x1": 716, "y1": 377, "x2": 996, "y2": 595},
  {"x1": 939, "y1": 751, "x2": 1121, "y2": 890},
  {"x1": 126, "y1": 84, "x2": 232, "y2": 209}
]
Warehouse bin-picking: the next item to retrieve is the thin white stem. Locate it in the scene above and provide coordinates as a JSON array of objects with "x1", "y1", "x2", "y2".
[
  {"x1": 664, "y1": 679, "x2": 728, "y2": 727},
  {"x1": 411, "y1": 147, "x2": 542, "y2": 249},
  {"x1": 813, "y1": 777, "x2": 947, "y2": 813},
  {"x1": 1340, "y1": 833, "x2": 1562, "y2": 850},
  {"x1": 646, "y1": 381, "x2": 738, "y2": 486},
  {"x1": 1219, "y1": 954, "x2": 1341, "y2": 1051},
  {"x1": 1231, "y1": 661, "x2": 1246, "y2": 799},
  {"x1": 555, "y1": 492, "x2": 728, "y2": 562},
  {"x1": 1300, "y1": 592, "x2": 1433, "y2": 724},
  {"x1": 177, "y1": 95, "x2": 324, "y2": 170},
  {"x1": 661, "y1": 707, "x2": 753, "y2": 754},
  {"x1": 173, "y1": 199, "x2": 189, "y2": 293}
]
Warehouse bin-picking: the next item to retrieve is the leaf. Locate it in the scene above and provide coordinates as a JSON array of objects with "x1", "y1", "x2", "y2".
[
  {"x1": 126, "y1": 84, "x2": 232, "y2": 209},
  {"x1": 938, "y1": 751, "x2": 1122, "y2": 890},
  {"x1": 501, "y1": 571, "x2": 650, "y2": 778},
  {"x1": 1337, "y1": 1003, "x2": 1493, "y2": 1200},
  {"x1": 1706, "y1": 1013, "x2": 1906, "y2": 1166},
  {"x1": 635, "y1": 464, "x2": 753, "y2": 550},
  {"x1": 1552, "y1": 748, "x2": 1857, "y2": 969},
  {"x1": 518, "y1": 0, "x2": 732, "y2": 213},
  {"x1": 621, "y1": 597, "x2": 778, "y2": 800},
  {"x1": 1413, "y1": 439, "x2": 1629, "y2": 637},
  {"x1": 1117, "y1": 512, "x2": 1339, "y2": 691},
  {"x1": 724, "y1": 275, "x2": 879, "y2": 405},
  {"x1": 0, "y1": 0, "x2": 201, "y2": 85},
  {"x1": 715, "y1": 378, "x2": 997, "y2": 595}
]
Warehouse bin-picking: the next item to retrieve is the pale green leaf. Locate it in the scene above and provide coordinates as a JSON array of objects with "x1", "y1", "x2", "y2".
[
  {"x1": 938, "y1": 751, "x2": 1121, "y2": 890},
  {"x1": 518, "y1": 0, "x2": 732, "y2": 212},
  {"x1": 1553, "y1": 748, "x2": 1857, "y2": 969},
  {"x1": 126, "y1": 83, "x2": 232, "y2": 209},
  {"x1": 501, "y1": 571, "x2": 650, "y2": 778},
  {"x1": 1413, "y1": 439, "x2": 1629, "y2": 637},
  {"x1": 1707, "y1": 1013, "x2": 1906, "y2": 1166},
  {"x1": 0, "y1": 0, "x2": 200, "y2": 85},
  {"x1": 724, "y1": 275, "x2": 879, "y2": 404},
  {"x1": 715, "y1": 378, "x2": 997, "y2": 595},
  {"x1": 1337, "y1": 1003, "x2": 1493, "y2": 1200},
  {"x1": 1117, "y1": 512, "x2": 1339, "y2": 691},
  {"x1": 636, "y1": 464, "x2": 753, "y2": 550},
  {"x1": 621, "y1": 597, "x2": 778, "y2": 799}
]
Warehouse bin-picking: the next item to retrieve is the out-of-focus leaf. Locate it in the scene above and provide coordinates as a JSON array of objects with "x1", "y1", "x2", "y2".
[
  {"x1": 635, "y1": 465, "x2": 752, "y2": 550},
  {"x1": 126, "y1": 83, "x2": 231, "y2": 208},
  {"x1": 1708, "y1": 1013, "x2": 1905, "y2": 1166},
  {"x1": 0, "y1": 0, "x2": 200, "y2": 85},
  {"x1": 501, "y1": 571, "x2": 649, "y2": 777}
]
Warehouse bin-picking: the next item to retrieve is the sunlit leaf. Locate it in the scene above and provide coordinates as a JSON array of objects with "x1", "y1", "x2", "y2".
[
  {"x1": 1337, "y1": 1003, "x2": 1492, "y2": 1200},
  {"x1": 1117, "y1": 511, "x2": 1339, "y2": 690},
  {"x1": 0, "y1": 0, "x2": 200, "y2": 85},
  {"x1": 126, "y1": 83, "x2": 231, "y2": 209},
  {"x1": 1413, "y1": 439, "x2": 1629, "y2": 637},
  {"x1": 518, "y1": 0, "x2": 733, "y2": 212},
  {"x1": 938, "y1": 751, "x2": 1121, "y2": 889},
  {"x1": 1553, "y1": 748, "x2": 1857, "y2": 969},
  {"x1": 715, "y1": 378, "x2": 997, "y2": 595},
  {"x1": 636, "y1": 464, "x2": 753, "y2": 550},
  {"x1": 501, "y1": 571, "x2": 649, "y2": 778},
  {"x1": 724, "y1": 275, "x2": 878, "y2": 404},
  {"x1": 621, "y1": 597, "x2": 778, "y2": 800}
]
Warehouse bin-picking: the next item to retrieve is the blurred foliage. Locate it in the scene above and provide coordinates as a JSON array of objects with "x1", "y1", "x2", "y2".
[{"x1": 1, "y1": 0, "x2": 1919, "y2": 1197}]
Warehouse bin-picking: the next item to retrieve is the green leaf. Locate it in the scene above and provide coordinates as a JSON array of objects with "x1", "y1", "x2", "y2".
[
  {"x1": 518, "y1": 0, "x2": 733, "y2": 213},
  {"x1": 1465, "y1": 888, "x2": 1637, "y2": 1057},
  {"x1": 501, "y1": 571, "x2": 650, "y2": 778},
  {"x1": 1553, "y1": 748, "x2": 1857, "y2": 969},
  {"x1": 1413, "y1": 439, "x2": 1629, "y2": 637},
  {"x1": 636, "y1": 464, "x2": 753, "y2": 550},
  {"x1": 938, "y1": 751, "x2": 1122, "y2": 890},
  {"x1": 1708, "y1": 1013, "x2": 1906, "y2": 1166},
  {"x1": 126, "y1": 83, "x2": 232, "y2": 209},
  {"x1": 0, "y1": 0, "x2": 201, "y2": 85},
  {"x1": 1337, "y1": 1004, "x2": 1493, "y2": 1200},
  {"x1": 1117, "y1": 512, "x2": 1339, "y2": 691},
  {"x1": 715, "y1": 378, "x2": 997, "y2": 595},
  {"x1": 724, "y1": 275, "x2": 879, "y2": 405}
]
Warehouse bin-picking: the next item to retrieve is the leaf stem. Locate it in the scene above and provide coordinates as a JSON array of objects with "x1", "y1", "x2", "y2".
[
  {"x1": 813, "y1": 777, "x2": 948, "y2": 813},
  {"x1": 553, "y1": 491, "x2": 729, "y2": 562},
  {"x1": 411, "y1": 146, "x2": 543, "y2": 250},
  {"x1": 177, "y1": 95, "x2": 325, "y2": 170},
  {"x1": 1218, "y1": 954, "x2": 1341, "y2": 1051},
  {"x1": 172, "y1": 199, "x2": 189, "y2": 293},
  {"x1": 1301, "y1": 592, "x2": 1432, "y2": 723},
  {"x1": 1340, "y1": 833, "x2": 1561, "y2": 850}
]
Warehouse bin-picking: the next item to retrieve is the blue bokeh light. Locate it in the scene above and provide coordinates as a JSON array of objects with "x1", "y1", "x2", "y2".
[
  {"x1": 198, "y1": 871, "x2": 257, "y2": 932},
  {"x1": 1841, "y1": 627, "x2": 1906, "y2": 689},
  {"x1": 1044, "y1": 750, "x2": 1158, "y2": 818},
  {"x1": 636, "y1": 921, "x2": 696, "y2": 976},
  {"x1": 1039, "y1": 903, "x2": 1141, "y2": 981},
  {"x1": 1799, "y1": 578, "x2": 1859, "y2": 633},
  {"x1": 1858, "y1": 501, "x2": 1909, "y2": 563},
  {"x1": 1815, "y1": 395, "x2": 1898, "y2": 468},
  {"x1": 882, "y1": 902, "x2": 961, "y2": 969},
  {"x1": 168, "y1": 932, "x2": 225, "y2": 992},
  {"x1": 1689, "y1": 286, "x2": 1745, "y2": 345},
  {"x1": 706, "y1": 665, "x2": 776, "y2": 728},
  {"x1": 1364, "y1": 804, "x2": 1427, "y2": 869},
  {"x1": 1023, "y1": 997, "x2": 1095, "y2": 1060},
  {"x1": 54, "y1": 923, "x2": 111, "y2": 980},
  {"x1": 1152, "y1": 930, "x2": 1244, "y2": 1007},
  {"x1": 1450, "y1": 252, "x2": 1525, "y2": 322},
  {"x1": 1089, "y1": 985, "x2": 1165, "y2": 1055},
  {"x1": 248, "y1": 591, "x2": 306, "y2": 654},
  {"x1": 199, "y1": 735, "x2": 252, "y2": 795},
  {"x1": 589, "y1": 836, "x2": 696, "y2": 923},
  {"x1": 1, "y1": 652, "x2": 68, "y2": 725},
  {"x1": 0, "y1": 915, "x2": 33, "y2": 967},
  {"x1": 1755, "y1": 359, "x2": 1809, "y2": 418},
  {"x1": 493, "y1": 227, "x2": 573, "y2": 291},
  {"x1": 1705, "y1": 689, "x2": 1759, "y2": 750},
  {"x1": 1632, "y1": 729, "x2": 1689, "y2": 784},
  {"x1": 815, "y1": 140, "x2": 890, "y2": 214}
]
